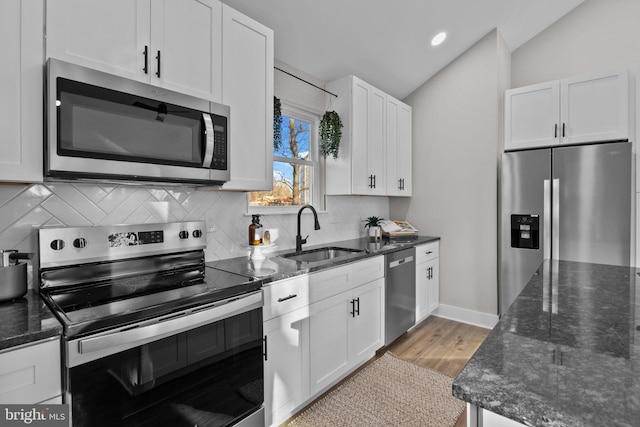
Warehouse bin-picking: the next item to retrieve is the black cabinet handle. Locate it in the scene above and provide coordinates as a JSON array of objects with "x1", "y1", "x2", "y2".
[
  {"x1": 155, "y1": 50, "x2": 161, "y2": 78},
  {"x1": 368, "y1": 175, "x2": 374, "y2": 188},
  {"x1": 562, "y1": 123, "x2": 566, "y2": 138},
  {"x1": 350, "y1": 299, "x2": 356, "y2": 317},
  {"x1": 263, "y1": 335, "x2": 268, "y2": 361},
  {"x1": 372, "y1": 175, "x2": 376, "y2": 189},
  {"x1": 355, "y1": 297, "x2": 360, "y2": 316},
  {"x1": 143, "y1": 45, "x2": 149, "y2": 74},
  {"x1": 554, "y1": 123, "x2": 558, "y2": 138},
  {"x1": 277, "y1": 294, "x2": 298, "y2": 303}
]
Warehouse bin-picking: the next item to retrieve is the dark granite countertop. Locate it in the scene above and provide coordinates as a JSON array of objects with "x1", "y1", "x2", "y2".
[
  {"x1": 0, "y1": 289, "x2": 63, "y2": 351},
  {"x1": 452, "y1": 260, "x2": 640, "y2": 427},
  {"x1": 206, "y1": 235, "x2": 440, "y2": 284}
]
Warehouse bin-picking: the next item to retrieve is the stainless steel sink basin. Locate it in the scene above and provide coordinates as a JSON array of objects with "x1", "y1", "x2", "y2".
[{"x1": 280, "y1": 246, "x2": 363, "y2": 263}]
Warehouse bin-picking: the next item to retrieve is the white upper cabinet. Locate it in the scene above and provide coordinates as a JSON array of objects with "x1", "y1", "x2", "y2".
[
  {"x1": 386, "y1": 96, "x2": 412, "y2": 196},
  {"x1": 325, "y1": 75, "x2": 412, "y2": 196},
  {"x1": 220, "y1": 4, "x2": 274, "y2": 191},
  {"x1": 505, "y1": 81, "x2": 560, "y2": 150},
  {"x1": 46, "y1": 0, "x2": 223, "y2": 102},
  {"x1": 560, "y1": 69, "x2": 630, "y2": 145},
  {"x1": 505, "y1": 67, "x2": 631, "y2": 151},
  {"x1": 0, "y1": 0, "x2": 44, "y2": 182}
]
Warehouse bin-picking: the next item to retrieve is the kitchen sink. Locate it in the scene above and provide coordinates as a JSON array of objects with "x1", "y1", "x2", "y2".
[{"x1": 280, "y1": 246, "x2": 364, "y2": 263}]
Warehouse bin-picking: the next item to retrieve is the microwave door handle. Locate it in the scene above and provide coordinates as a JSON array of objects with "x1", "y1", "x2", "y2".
[{"x1": 202, "y1": 114, "x2": 215, "y2": 167}]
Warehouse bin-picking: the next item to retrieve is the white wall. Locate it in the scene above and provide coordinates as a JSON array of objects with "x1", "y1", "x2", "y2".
[
  {"x1": 511, "y1": 0, "x2": 640, "y2": 88},
  {"x1": 391, "y1": 30, "x2": 510, "y2": 316}
]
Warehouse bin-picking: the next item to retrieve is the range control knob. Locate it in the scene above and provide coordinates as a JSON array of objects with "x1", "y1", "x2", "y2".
[
  {"x1": 179, "y1": 230, "x2": 189, "y2": 239},
  {"x1": 50, "y1": 239, "x2": 65, "y2": 251},
  {"x1": 73, "y1": 238, "x2": 88, "y2": 249},
  {"x1": 192, "y1": 229, "x2": 203, "y2": 238}
]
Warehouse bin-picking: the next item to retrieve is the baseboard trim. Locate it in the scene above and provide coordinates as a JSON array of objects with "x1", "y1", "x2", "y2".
[{"x1": 432, "y1": 304, "x2": 499, "y2": 329}]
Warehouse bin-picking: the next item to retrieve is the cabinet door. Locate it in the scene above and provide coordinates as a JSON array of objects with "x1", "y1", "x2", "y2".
[
  {"x1": 0, "y1": 338, "x2": 61, "y2": 404},
  {"x1": 263, "y1": 307, "x2": 309, "y2": 427},
  {"x1": 415, "y1": 261, "x2": 430, "y2": 324},
  {"x1": 150, "y1": 0, "x2": 222, "y2": 101},
  {"x1": 426, "y1": 258, "x2": 440, "y2": 314},
  {"x1": 350, "y1": 78, "x2": 371, "y2": 194},
  {"x1": 416, "y1": 258, "x2": 440, "y2": 323},
  {"x1": 504, "y1": 81, "x2": 560, "y2": 151},
  {"x1": 349, "y1": 278, "x2": 384, "y2": 364},
  {"x1": 386, "y1": 97, "x2": 412, "y2": 196},
  {"x1": 46, "y1": 0, "x2": 151, "y2": 81},
  {"x1": 221, "y1": 5, "x2": 274, "y2": 191},
  {"x1": 560, "y1": 68, "x2": 629, "y2": 145},
  {"x1": 0, "y1": 0, "x2": 43, "y2": 182},
  {"x1": 309, "y1": 292, "x2": 350, "y2": 395},
  {"x1": 367, "y1": 86, "x2": 387, "y2": 195}
]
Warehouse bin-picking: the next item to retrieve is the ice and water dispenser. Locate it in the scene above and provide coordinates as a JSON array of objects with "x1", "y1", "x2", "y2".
[{"x1": 510, "y1": 214, "x2": 539, "y2": 249}]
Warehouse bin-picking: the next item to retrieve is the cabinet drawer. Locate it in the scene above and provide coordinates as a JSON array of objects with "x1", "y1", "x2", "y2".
[
  {"x1": 415, "y1": 242, "x2": 439, "y2": 264},
  {"x1": 351, "y1": 256, "x2": 384, "y2": 286},
  {"x1": 0, "y1": 337, "x2": 61, "y2": 404},
  {"x1": 263, "y1": 275, "x2": 310, "y2": 321},
  {"x1": 309, "y1": 263, "x2": 351, "y2": 304}
]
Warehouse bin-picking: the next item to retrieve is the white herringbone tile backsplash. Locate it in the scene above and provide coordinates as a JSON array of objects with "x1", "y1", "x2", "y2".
[{"x1": 0, "y1": 183, "x2": 389, "y2": 289}]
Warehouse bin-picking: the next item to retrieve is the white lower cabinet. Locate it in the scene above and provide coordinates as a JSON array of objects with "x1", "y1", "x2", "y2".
[
  {"x1": 415, "y1": 241, "x2": 440, "y2": 324},
  {"x1": 0, "y1": 337, "x2": 62, "y2": 404},
  {"x1": 264, "y1": 306, "x2": 309, "y2": 427},
  {"x1": 263, "y1": 256, "x2": 384, "y2": 426}
]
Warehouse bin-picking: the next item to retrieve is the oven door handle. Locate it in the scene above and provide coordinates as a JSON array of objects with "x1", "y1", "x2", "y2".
[
  {"x1": 69, "y1": 291, "x2": 263, "y2": 367},
  {"x1": 202, "y1": 113, "x2": 215, "y2": 168}
]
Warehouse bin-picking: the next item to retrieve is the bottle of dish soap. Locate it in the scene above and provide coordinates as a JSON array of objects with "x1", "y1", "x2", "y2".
[{"x1": 249, "y1": 215, "x2": 263, "y2": 246}]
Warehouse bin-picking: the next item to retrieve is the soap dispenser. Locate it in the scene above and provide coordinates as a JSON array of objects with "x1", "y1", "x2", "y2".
[{"x1": 249, "y1": 215, "x2": 263, "y2": 246}]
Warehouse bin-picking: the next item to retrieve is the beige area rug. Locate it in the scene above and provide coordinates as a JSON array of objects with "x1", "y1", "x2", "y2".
[{"x1": 287, "y1": 352, "x2": 465, "y2": 427}]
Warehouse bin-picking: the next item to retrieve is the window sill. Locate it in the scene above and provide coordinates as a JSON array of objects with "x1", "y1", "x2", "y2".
[{"x1": 245, "y1": 207, "x2": 329, "y2": 216}]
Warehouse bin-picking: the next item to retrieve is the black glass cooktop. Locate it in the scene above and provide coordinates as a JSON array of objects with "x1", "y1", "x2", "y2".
[{"x1": 41, "y1": 265, "x2": 259, "y2": 338}]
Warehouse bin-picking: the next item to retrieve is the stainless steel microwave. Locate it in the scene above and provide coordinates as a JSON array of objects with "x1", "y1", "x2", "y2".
[{"x1": 46, "y1": 58, "x2": 230, "y2": 185}]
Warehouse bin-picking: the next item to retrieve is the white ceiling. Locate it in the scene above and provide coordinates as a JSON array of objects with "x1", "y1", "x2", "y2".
[{"x1": 223, "y1": 0, "x2": 583, "y2": 100}]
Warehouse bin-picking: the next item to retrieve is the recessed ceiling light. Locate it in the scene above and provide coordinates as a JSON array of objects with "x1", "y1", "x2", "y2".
[{"x1": 431, "y1": 32, "x2": 447, "y2": 47}]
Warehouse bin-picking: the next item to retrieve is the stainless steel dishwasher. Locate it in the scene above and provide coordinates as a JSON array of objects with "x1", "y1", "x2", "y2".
[{"x1": 385, "y1": 247, "x2": 416, "y2": 345}]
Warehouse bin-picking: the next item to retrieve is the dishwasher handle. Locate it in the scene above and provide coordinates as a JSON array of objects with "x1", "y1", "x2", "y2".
[{"x1": 389, "y1": 255, "x2": 414, "y2": 269}]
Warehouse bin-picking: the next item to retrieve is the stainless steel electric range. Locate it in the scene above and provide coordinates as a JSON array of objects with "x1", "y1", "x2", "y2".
[{"x1": 39, "y1": 221, "x2": 264, "y2": 427}]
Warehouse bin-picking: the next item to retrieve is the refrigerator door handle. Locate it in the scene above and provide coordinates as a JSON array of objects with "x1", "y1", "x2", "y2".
[
  {"x1": 543, "y1": 179, "x2": 551, "y2": 260},
  {"x1": 552, "y1": 178, "x2": 560, "y2": 260}
]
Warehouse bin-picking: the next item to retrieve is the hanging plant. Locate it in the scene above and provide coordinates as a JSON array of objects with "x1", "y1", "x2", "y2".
[
  {"x1": 273, "y1": 96, "x2": 283, "y2": 150},
  {"x1": 319, "y1": 110, "x2": 343, "y2": 159}
]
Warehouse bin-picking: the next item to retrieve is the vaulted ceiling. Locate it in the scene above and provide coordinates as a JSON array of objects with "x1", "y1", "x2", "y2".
[{"x1": 223, "y1": 0, "x2": 583, "y2": 99}]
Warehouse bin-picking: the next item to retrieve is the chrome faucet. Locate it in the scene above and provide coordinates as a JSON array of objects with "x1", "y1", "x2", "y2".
[{"x1": 296, "y1": 204, "x2": 321, "y2": 252}]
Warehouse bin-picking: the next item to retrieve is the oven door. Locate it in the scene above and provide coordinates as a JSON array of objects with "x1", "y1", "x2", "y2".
[
  {"x1": 65, "y1": 292, "x2": 264, "y2": 427},
  {"x1": 46, "y1": 58, "x2": 230, "y2": 185}
]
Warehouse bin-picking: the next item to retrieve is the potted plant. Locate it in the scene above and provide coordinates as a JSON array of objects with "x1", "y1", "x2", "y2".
[
  {"x1": 364, "y1": 216, "x2": 384, "y2": 239},
  {"x1": 319, "y1": 110, "x2": 343, "y2": 159}
]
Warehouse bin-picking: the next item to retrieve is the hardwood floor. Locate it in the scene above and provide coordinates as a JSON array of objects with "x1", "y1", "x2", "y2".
[
  {"x1": 386, "y1": 316, "x2": 491, "y2": 427},
  {"x1": 284, "y1": 316, "x2": 491, "y2": 427}
]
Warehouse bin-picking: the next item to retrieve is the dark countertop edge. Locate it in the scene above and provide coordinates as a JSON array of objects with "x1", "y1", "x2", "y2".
[
  {"x1": 0, "y1": 289, "x2": 63, "y2": 352},
  {"x1": 451, "y1": 260, "x2": 640, "y2": 426},
  {"x1": 0, "y1": 236, "x2": 440, "y2": 351},
  {"x1": 207, "y1": 235, "x2": 440, "y2": 285}
]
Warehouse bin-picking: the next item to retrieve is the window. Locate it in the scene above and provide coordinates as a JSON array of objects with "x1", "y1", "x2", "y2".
[{"x1": 249, "y1": 104, "x2": 321, "y2": 210}]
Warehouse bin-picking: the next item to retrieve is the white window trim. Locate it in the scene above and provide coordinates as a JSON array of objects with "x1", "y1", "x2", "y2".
[{"x1": 248, "y1": 103, "x2": 324, "y2": 215}]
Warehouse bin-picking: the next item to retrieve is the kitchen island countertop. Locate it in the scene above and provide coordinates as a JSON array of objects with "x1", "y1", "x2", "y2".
[
  {"x1": 453, "y1": 260, "x2": 640, "y2": 426},
  {"x1": 207, "y1": 235, "x2": 440, "y2": 283}
]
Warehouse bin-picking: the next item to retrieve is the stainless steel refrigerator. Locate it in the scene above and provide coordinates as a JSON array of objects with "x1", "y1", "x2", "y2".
[{"x1": 500, "y1": 141, "x2": 632, "y2": 316}]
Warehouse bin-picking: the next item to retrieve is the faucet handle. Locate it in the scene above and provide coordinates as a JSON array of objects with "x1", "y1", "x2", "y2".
[{"x1": 301, "y1": 235, "x2": 309, "y2": 244}]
